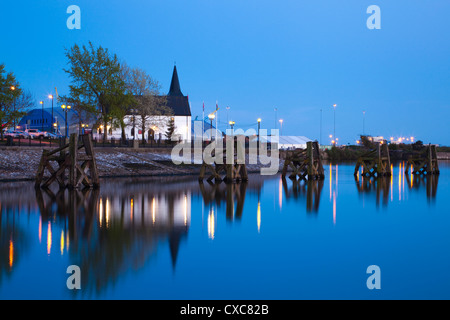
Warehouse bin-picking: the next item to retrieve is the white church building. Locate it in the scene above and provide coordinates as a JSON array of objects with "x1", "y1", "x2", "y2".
[{"x1": 96, "y1": 66, "x2": 192, "y2": 142}]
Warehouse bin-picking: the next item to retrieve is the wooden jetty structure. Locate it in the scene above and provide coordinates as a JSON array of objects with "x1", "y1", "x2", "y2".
[
  {"x1": 404, "y1": 144, "x2": 440, "y2": 175},
  {"x1": 198, "y1": 137, "x2": 248, "y2": 183},
  {"x1": 354, "y1": 142, "x2": 391, "y2": 177},
  {"x1": 281, "y1": 141, "x2": 324, "y2": 180},
  {"x1": 35, "y1": 133, "x2": 100, "y2": 189}
]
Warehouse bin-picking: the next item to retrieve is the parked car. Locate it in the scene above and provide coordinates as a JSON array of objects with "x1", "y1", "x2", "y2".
[
  {"x1": 3, "y1": 130, "x2": 19, "y2": 138},
  {"x1": 46, "y1": 132, "x2": 64, "y2": 139},
  {"x1": 11, "y1": 130, "x2": 32, "y2": 139},
  {"x1": 25, "y1": 129, "x2": 46, "y2": 138}
]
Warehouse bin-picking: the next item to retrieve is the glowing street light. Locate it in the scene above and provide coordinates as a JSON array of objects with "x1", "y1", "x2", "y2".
[
  {"x1": 48, "y1": 94, "x2": 54, "y2": 132},
  {"x1": 279, "y1": 119, "x2": 283, "y2": 136},
  {"x1": 332, "y1": 104, "x2": 337, "y2": 145},
  {"x1": 61, "y1": 105, "x2": 71, "y2": 138},
  {"x1": 10, "y1": 86, "x2": 17, "y2": 127},
  {"x1": 40, "y1": 101, "x2": 44, "y2": 131},
  {"x1": 208, "y1": 113, "x2": 215, "y2": 141},
  {"x1": 257, "y1": 118, "x2": 261, "y2": 144},
  {"x1": 229, "y1": 120, "x2": 235, "y2": 136},
  {"x1": 81, "y1": 123, "x2": 88, "y2": 135}
]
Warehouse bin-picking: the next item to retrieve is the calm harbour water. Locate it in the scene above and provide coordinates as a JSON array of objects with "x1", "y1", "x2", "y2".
[{"x1": 1, "y1": 161, "x2": 449, "y2": 300}]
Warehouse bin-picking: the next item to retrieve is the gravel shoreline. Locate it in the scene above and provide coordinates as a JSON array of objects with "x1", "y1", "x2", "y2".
[{"x1": 0, "y1": 147, "x2": 281, "y2": 182}]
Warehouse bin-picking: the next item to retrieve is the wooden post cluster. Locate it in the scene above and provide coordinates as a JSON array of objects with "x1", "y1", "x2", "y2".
[
  {"x1": 354, "y1": 142, "x2": 391, "y2": 178},
  {"x1": 35, "y1": 133, "x2": 100, "y2": 189},
  {"x1": 405, "y1": 144, "x2": 440, "y2": 176},
  {"x1": 281, "y1": 141, "x2": 324, "y2": 180},
  {"x1": 198, "y1": 137, "x2": 248, "y2": 183}
]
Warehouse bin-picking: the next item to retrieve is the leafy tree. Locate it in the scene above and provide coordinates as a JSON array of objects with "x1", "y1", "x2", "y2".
[
  {"x1": 360, "y1": 135, "x2": 376, "y2": 149},
  {"x1": 412, "y1": 140, "x2": 424, "y2": 151},
  {"x1": 0, "y1": 63, "x2": 23, "y2": 140},
  {"x1": 62, "y1": 42, "x2": 131, "y2": 142}
]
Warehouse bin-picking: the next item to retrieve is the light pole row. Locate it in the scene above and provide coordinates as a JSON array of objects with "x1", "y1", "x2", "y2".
[{"x1": 38, "y1": 94, "x2": 72, "y2": 137}]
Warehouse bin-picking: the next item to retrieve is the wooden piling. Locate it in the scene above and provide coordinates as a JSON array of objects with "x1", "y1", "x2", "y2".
[
  {"x1": 199, "y1": 136, "x2": 248, "y2": 183},
  {"x1": 35, "y1": 133, "x2": 100, "y2": 189},
  {"x1": 405, "y1": 144, "x2": 439, "y2": 175},
  {"x1": 354, "y1": 142, "x2": 391, "y2": 178},
  {"x1": 281, "y1": 141, "x2": 324, "y2": 180}
]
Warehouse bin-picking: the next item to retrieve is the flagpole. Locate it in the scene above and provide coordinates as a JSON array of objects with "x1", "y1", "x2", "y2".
[
  {"x1": 216, "y1": 101, "x2": 218, "y2": 138},
  {"x1": 202, "y1": 101, "x2": 205, "y2": 143}
]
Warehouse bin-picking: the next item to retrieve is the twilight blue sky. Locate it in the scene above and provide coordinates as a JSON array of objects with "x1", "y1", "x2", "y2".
[{"x1": 1, "y1": 0, "x2": 449, "y2": 145}]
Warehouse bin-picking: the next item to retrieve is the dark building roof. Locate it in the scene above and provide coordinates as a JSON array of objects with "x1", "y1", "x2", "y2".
[
  {"x1": 168, "y1": 65, "x2": 183, "y2": 96},
  {"x1": 166, "y1": 95, "x2": 191, "y2": 116},
  {"x1": 166, "y1": 65, "x2": 190, "y2": 116}
]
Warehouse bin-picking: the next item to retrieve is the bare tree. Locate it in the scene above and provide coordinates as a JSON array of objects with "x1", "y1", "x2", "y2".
[
  {"x1": 11, "y1": 90, "x2": 35, "y2": 127},
  {"x1": 121, "y1": 64, "x2": 172, "y2": 142},
  {"x1": 133, "y1": 95, "x2": 171, "y2": 142}
]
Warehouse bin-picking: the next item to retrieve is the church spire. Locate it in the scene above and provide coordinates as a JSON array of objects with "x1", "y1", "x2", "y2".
[{"x1": 168, "y1": 65, "x2": 183, "y2": 96}]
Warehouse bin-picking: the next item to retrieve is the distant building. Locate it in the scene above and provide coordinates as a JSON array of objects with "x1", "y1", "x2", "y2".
[
  {"x1": 261, "y1": 135, "x2": 313, "y2": 150},
  {"x1": 18, "y1": 107, "x2": 95, "y2": 135},
  {"x1": 18, "y1": 107, "x2": 74, "y2": 134},
  {"x1": 101, "y1": 66, "x2": 192, "y2": 142},
  {"x1": 191, "y1": 118, "x2": 223, "y2": 141}
]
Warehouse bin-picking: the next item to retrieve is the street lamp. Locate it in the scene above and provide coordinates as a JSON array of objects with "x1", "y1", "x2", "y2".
[
  {"x1": 274, "y1": 107, "x2": 278, "y2": 130},
  {"x1": 208, "y1": 113, "x2": 215, "y2": 141},
  {"x1": 61, "y1": 104, "x2": 71, "y2": 138},
  {"x1": 279, "y1": 119, "x2": 283, "y2": 136},
  {"x1": 10, "y1": 86, "x2": 16, "y2": 128},
  {"x1": 257, "y1": 117, "x2": 261, "y2": 136},
  {"x1": 81, "y1": 123, "x2": 88, "y2": 135},
  {"x1": 320, "y1": 108, "x2": 322, "y2": 145},
  {"x1": 362, "y1": 110, "x2": 366, "y2": 135},
  {"x1": 40, "y1": 101, "x2": 44, "y2": 131},
  {"x1": 229, "y1": 120, "x2": 235, "y2": 136},
  {"x1": 48, "y1": 95, "x2": 54, "y2": 133},
  {"x1": 257, "y1": 118, "x2": 261, "y2": 149},
  {"x1": 332, "y1": 104, "x2": 337, "y2": 146}
]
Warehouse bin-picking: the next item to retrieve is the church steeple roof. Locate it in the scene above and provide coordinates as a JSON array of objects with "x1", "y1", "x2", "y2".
[{"x1": 168, "y1": 65, "x2": 183, "y2": 96}]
